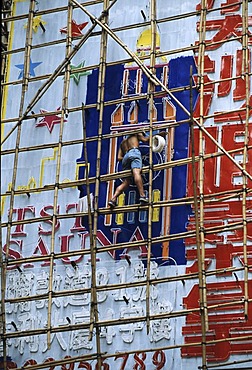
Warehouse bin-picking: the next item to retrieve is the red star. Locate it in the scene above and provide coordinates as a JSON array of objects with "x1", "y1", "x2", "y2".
[
  {"x1": 60, "y1": 20, "x2": 88, "y2": 37},
  {"x1": 36, "y1": 108, "x2": 67, "y2": 133}
]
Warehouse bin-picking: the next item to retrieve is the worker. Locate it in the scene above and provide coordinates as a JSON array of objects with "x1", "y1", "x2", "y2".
[{"x1": 108, "y1": 131, "x2": 167, "y2": 208}]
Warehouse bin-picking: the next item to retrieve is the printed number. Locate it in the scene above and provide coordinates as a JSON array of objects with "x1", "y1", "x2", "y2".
[
  {"x1": 95, "y1": 359, "x2": 109, "y2": 369},
  {"x1": 78, "y1": 361, "x2": 92, "y2": 369},
  {"x1": 133, "y1": 352, "x2": 146, "y2": 370},
  {"x1": 152, "y1": 350, "x2": 166, "y2": 370},
  {"x1": 23, "y1": 360, "x2": 37, "y2": 366},
  {"x1": 44, "y1": 357, "x2": 55, "y2": 370},
  {"x1": 114, "y1": 353, "x2": 129, "y2": 370},
  {"x1": 61, "y1": 356, "x2": 74, "y2": 370}
]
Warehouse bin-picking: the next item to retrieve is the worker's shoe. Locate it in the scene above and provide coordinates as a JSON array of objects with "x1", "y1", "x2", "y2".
[
  {"x1": 108, "y1": 200, "x2": 116, "y2": 208},
  {"x1": 139, "y1": 196, "x2": 148, "y2": 204}
]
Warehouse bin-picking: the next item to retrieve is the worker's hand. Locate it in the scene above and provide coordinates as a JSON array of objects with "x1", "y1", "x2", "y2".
[{"x1": 158, "y1": 131, "x2": 167, "y2": 138}]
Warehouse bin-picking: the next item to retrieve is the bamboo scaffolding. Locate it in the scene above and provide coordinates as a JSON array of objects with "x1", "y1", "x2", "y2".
[
  {"x1": 1, "y1": 1, "x2": 252, "y2": 368},
  {"x1": 4, "y1": 217, "x2": 252, "y2": 277},
  {"x1": 2, "y1": 38, "x2": 248, "y2": 92}
]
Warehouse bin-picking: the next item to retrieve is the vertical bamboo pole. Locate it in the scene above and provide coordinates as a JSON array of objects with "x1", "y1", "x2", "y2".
[
  {"x1": 2, "y1": 0, "x2": 35, "y2": 364},
  {"x1": 146, "y1": 0, "x2": 156, "y2": 335},
  {"x1": 81, "y1": 103, "x2": 97, "y2": 344},
  {"x1": 46, "y1": 0, "x2": 73, "y2": 348},
  {"x1": 82, "y1": 104, "x2": 94, "y2": 243},
  {"x1": 196, "y1": 1, "x2": 208, "y2": 368},
  {"x1": 88, "y1": 1, "x2": 109, "y2": 366},
  {"x1": 241, "y1": 0, "x2": 249, "y2": 319}
]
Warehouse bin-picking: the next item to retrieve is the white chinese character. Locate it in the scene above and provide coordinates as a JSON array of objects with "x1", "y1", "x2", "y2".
[
  {"x1": 64, "y1": 265, "x2": 91, "y2": 307},
  {"x1": 100, "y1": 308, "x2": 116, "y2": 344},
  {"x1": 119, "y1": 304, "x2": 144, "y2": 343}
]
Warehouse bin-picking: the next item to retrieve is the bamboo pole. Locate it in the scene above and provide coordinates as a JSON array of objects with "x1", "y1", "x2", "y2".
[
  {"x1": 196, "y1": 1, "x2": 208, "y2": 368},
  {"x1": 241, "y1": 0, "x2": 249, "y2": 320},
  {"x1": 1, "y1": 0, "x2": 36, "y2": 365},
  {"x1": 81, "y1": 102, "x2": 98, "y2": 345},
  {"x1": 145, "y1": 0, "x2": 156, "y2": 335},
  {"x1": 87, "y1": 2, "x2": 110, "y2": 366},
  {"x1": 46, "y1": 0, "x2": 74, "y2": 348}
]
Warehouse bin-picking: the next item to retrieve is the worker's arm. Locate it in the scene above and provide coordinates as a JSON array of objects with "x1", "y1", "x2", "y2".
[
  {"x1": 137, "y1": 132, "x2": 150, "y2": 143},
  {"x1": 117, "y1": 146, "x2": 124, "y2": 161}
]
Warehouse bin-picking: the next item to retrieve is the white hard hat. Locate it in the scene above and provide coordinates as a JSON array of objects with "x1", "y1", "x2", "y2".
[{"x1": 152, "y1": 135, "x2": 166, "y2": 153}]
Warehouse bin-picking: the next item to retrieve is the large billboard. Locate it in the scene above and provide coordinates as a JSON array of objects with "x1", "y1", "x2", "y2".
[{"x1": 1, "y1": 0, "x2": 252, "y2": 369}]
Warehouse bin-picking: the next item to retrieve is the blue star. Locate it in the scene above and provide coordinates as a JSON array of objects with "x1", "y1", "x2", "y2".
[{"x1": 15, "y1": 58, "x2": 42, "y2": 79}]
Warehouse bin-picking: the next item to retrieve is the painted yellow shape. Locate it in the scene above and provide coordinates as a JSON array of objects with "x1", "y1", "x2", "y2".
[
  {"x1": 76, "y1": 162, "x2": 89, "y2": 181},
  {"x1": 137, "y1": 27, "x2": 160, "y2": 49},
  {"x1": 116, "y1": 193, "x2": 125, "y2": 225},
  {"x1": 152, "y1": 189, "x2": 160, "y2": 222},
  {"x1": 24, "y1": 16, "x2": 46, "y2": 33},
  {"x1": 1, "y1": 183, "x2": 12, "y2": 215},
  {"x1": 39, "y1": 148, "x2": 58, "y2": 187},
  {"x1": 17, "y1": 176, "x2": 37, "y2": 192}
]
